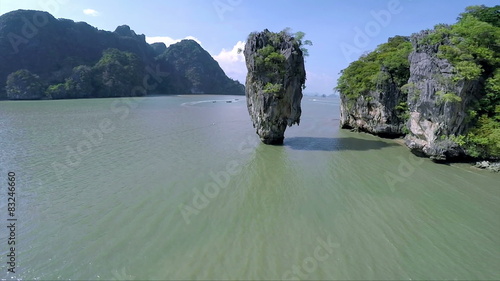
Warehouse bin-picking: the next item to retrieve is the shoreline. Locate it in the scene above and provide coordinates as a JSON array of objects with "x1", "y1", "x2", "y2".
[
  {"x1": 386, "y1": 135, "x2": 499, "y2": 173},
  {"x1": 340, "y1": 128, "x2": 500, "y2": 173}
]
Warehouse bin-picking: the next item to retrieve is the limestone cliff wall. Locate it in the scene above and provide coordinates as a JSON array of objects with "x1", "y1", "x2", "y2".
[
  {"x1": 339, "y1": 30, "x2": 484, "y2": 161},
  {"x1": 340, "y1": 73, "x2": 405, "y2": 137},
  {"x1": 244, "y1": 30, "x2": 306, "y2": 144},
  {"x1": 404, "y1": 31, "x2": 482, "y2": 160}
]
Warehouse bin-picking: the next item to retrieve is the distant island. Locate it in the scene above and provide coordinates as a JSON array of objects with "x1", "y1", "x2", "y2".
[
  {"x1": 336, "y1": 5, "x2": 499, "y2": 165},
  {"x1": 0, "y1": 10, "x2": 244, "y2": 100}
]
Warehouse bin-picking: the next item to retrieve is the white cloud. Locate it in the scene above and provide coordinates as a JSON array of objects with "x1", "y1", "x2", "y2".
[
  {"x1": 213, "y1": 41, "x2": 247, "y2": 83},
  {"x1": 145, "y1": 36, "x2": 202, "y2": 47},
  {"x1": 83, "y1": 9, "x2": 99, "y2": 17}
]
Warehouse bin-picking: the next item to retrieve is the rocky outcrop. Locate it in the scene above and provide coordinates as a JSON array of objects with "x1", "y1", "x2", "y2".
[
  {"x1": 475, "y1": 161, "x2": 500, "y2": 172},
  {"x1": 151, "y1": 42, "x2": 167, "y2": 56},
  {"x1": 404, "y1": 30, "x2": 482, "y2": 160},
  {"x1": 159, "y1": 39, "x2": 245, "y2": 95},
  {"x1": 338, "y1": 30, "x2": 485, "y2": 161},
  {"x1": 244, "y1": 29, "x2": 306, "y2": 144},
  {"x1": 340, "y1": 71, "x2": 405, "y2": 137},
  {"x1": 338, "y1": 36, "x2": 411, "y2": 138}
]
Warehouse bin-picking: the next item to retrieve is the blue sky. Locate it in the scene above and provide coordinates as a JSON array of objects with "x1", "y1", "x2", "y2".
[{"x1": 1, "y1": 0, "x2": 498, "y2": 95}]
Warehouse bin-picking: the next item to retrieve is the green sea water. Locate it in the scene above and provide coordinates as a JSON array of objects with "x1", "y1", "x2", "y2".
[{"x1": 0, "y1": 95, "x2": 498, "y2": 280}]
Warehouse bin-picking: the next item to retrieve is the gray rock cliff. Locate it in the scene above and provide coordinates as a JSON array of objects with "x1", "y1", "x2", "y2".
[
  {"x1": 339, "y1": 71, "x2": 406, "y2": 137},
  {"x1": 244, "y1": 29, "x2": 306, "y2": 144},
  {"x1": 405, "y1": 30, "x2": 482, "y2": 160},
  {"x1": 338, "y1": 31, "x2": 485, "y2": 161}
]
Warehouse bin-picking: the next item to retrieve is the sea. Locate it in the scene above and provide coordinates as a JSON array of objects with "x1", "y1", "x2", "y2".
[{"x1": 0, "y1": 95, "x2": 498, "y2": 280}]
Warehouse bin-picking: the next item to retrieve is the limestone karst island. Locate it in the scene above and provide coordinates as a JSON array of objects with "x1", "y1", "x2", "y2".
[
  {"x1": 0, "y1": 2, "x2": 499, "y2": 280},
  {"x1": 244, "y1": 29, "x2": 306, "y2": 144},
  {"x1": 336, "y1": 5, "x2": 499, "y2": 169}
]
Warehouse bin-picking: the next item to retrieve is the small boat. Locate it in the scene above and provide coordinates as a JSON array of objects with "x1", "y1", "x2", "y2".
[{"x1": 226, "y1": 100, "x2": 232, "y2": 103}]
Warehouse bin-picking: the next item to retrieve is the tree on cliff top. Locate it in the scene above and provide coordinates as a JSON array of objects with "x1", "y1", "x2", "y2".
[
  {"x1": 424, "y1": 5, "x2": 500, "y2": 158},
  {"x1": 458, "y1": 5, "x2": 500, "y2": 27},
  {"x1": 241, "y1": 28, "x2": 311, "y2": 93},
  {"x1": 335, "y1": 36, "x2": 412, "y2": 100},
  {"x1": 280, "y1": 28, "x2": 313, "y2": 57},
  {"x1": 92, "y1": 48, "x2": 145, "y2": 97},
  {"x1": 238, "y1": 28, "x2": 312, "y2": 56},
  {"x1": 6, "y1": 69, "x2": 45, "y2": 100}
]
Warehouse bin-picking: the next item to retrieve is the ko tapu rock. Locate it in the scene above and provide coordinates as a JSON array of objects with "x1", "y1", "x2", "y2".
[{"x1": 244, "y1": 29, "x2": 306, "y2": 145}]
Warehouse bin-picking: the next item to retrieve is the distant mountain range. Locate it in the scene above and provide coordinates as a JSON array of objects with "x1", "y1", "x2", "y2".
[{"x1": 0, "y1": 9, "x2": 244, "y2": 100}]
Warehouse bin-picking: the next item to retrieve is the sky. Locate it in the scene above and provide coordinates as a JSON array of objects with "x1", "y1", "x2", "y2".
[{"x1": 1, "y1": 0, "x2": 498, "y2": 96}]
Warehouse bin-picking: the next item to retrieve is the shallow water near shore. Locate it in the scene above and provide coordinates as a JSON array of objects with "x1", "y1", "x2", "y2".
[{"x1": 0, "y1": 95, "x2": 499, "y2": 280}]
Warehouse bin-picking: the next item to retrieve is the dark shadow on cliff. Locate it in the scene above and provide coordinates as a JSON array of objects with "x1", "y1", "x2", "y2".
[{"x1": 284, "y1": 137, "x2": 398, "y2": 151}]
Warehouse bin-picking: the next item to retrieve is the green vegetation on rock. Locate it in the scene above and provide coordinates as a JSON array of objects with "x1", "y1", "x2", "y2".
[
  {"x1": 255, "y1": 45, "x2": 286, "y2": 78},
  {"x1": 336, "y1": 36, "x2": 412, "y2": 100},
  {"x1": 93, "y1": 48, "x2": 145, "y2": 97},
  {"x1": 465, "y1": 113, "x2": 500, "y2": 158},
  {"x1": 159, "y1": 39, "x2": 244, "y2": 95},
  {"x1": 248, "y1": 28, "x2": 311, "y2": 96},
  {"x1": 6, "y1": 69, "x2": 44, "y2": 100},
  {"x1": 436, "y1": 91, "x2": 462, "y2": 104},
  {"x1": 243, "y1": 28, "x2": 306, "y2": 144},
  {"x1": 45, "y1": 49, "x2": 145, "y2": 99},
  {"x1": 425, "y1": 8, "x2": 500, "y2": 82},
  {"x1": 337, "y1": 5, "x2": 500, "y2": 159},
  {"x1": 425, "y1": 5, "x2": 500, "y2": 158},
  {"x1": 0, "y1": 10, "x2": 244, "y2": 99},
  {"x1": 280, "y1": 28, "x2": 313, "y2": 57}
]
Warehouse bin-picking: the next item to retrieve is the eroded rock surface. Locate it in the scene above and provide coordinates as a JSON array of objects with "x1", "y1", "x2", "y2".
[
  {"x1": 339, "y1": 68, "x2": 406, "y2": 137},
  {"x1": 244, "y1": 29, "x2": 306, "y2": 144},
  {"x1": 404, "y1": 30, "x2": 482, "y2": 160},
  {"x1": 338, "y1": 31, "x2": 485, "y2": 161}
]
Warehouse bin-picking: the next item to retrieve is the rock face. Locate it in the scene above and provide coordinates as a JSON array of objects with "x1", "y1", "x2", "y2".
[
  {"x1": 404, "y1": 31, "x2": 482, "y2": 160},
  {"x1": 340, "y1": 70, "x2": 406, "y2": 137},
  {"x1": 475, "y1": 161, "x2": 500, "y2": 172},
  {"x1": 159, "y1": 39, "x2": 244, "y2": 95},
  {"x1": 338, "y1": 30, "x2": 484, "y2": 161},
  {"x1": 244, "y1": 29, "x2": 306, "y2": 144}
]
